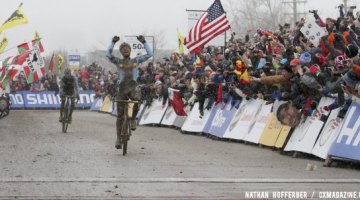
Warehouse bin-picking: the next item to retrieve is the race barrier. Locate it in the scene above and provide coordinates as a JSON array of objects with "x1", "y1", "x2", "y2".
[
  {"x1": 328, "y1": 102, "x2": 360, "y2": 161},
  {"x1": 284, "y1": 97, "x2": 335, "y2": 154},
  {"x1": 88, "y1": 96, "x2": 360, "y2": 164},
  {"x1": 181, "y1": 102, "x2": 212, "y2": 133},
  {"x1": 10, "y1": 90, "x2": 95, "y2": 109},
  {"x1": 203, "y1": 98, "x2": 241, "y2": 138}
]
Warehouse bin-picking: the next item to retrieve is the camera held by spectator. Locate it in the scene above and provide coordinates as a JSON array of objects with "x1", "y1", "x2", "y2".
[{"x1": 309, "y1": 10, "x2": 318, "y2": 14}]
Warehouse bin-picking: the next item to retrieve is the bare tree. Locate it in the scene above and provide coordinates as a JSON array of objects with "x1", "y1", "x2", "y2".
[{"x1": 224, "y1": 0, "x2": 287, "y2": 35}]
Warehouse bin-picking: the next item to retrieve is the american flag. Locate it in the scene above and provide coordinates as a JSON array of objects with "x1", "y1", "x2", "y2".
[{"x1": 184, "y1": 0, "x2": 230, "y2": 54}]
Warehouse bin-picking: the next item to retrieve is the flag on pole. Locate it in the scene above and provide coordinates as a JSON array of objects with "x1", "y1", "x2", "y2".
[
  {"x1": 17, "y1": 39, "x2": 45, "y2": 84},
  {"x1": 34, "y1": 31, "x2": 40, "y2": 40},
  {"x1": 0, "y1": 4, "x2": 28, "y2": 33},
  {"x1": 0, "y1": 55, "x2": 25, "y2": 89},
  {"x1": 168, "y1": 88, "x2": 187, "y2": 116},
  {"x1": 0, "y1": 36, "x2": 8, "y2": 54},
  {"x1": 177, "y1": 29, "x2": 185, "y2": 54},
  {"x1": 57, "y1": 54, "x2": 64, "y2": 74},
  {"x1": 184, "y1": 0, "x2": 230, "y2": 54},
  {"x1": 215, "y1": 84, "x2": 223, "y2": 105},
  {"x1": 48, "y1": 53, "x2": 55, "y2": 73},
  {"x1": 239, "y1": 70, "x2": 250, "y2": 86}
]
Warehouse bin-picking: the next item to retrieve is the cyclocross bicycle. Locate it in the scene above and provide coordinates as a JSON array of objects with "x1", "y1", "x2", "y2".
[
  {"x1": 114, "y1": 99, "x2": 139, "y2": 155},
  {"x1": 61, "y1": 96, "x2": 77, "y2": 133}
]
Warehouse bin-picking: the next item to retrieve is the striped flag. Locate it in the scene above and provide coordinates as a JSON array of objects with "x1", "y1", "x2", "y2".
[
  {"x1": 17, "y1": 39, "x2": 45, "y2": 84},
  {"x1": 48, "y1": 53, "x2": 55, "y2": 73},
  {"x1": 184, "y1": 0, "x2": 230, "y2": 54}
]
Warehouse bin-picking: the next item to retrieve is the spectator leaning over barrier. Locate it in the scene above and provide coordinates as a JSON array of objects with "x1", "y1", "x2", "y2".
[{"x1": 106, "y1": 35, "x2": 153, "y2": 150}]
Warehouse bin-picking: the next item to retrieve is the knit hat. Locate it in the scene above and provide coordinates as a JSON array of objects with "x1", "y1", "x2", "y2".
[
  {"x1": 344, "y1": 44, "x2": 359, "y2": 58},
  {"x1": 290, "y1": 58, "x2": 301, "y2": 66},
  {"x1": 204, "y1": 66, "x2": 212, "y2": 71},
  {"x1": 315, "y1": 53, "x2": 327, "y2": 66},
  {"x1": 299, "y1": 52, "x2": 312, "y2": 64}
]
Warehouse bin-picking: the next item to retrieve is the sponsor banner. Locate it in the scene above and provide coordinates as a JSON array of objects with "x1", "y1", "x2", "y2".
[
  {"x1": 161, "y1": 106, "x2": 178, "y2": 126},
  {"x1": 111, "y1": 104, "x2": 117, "y2": 116},
  {"x1": 275, "y1": 125, "x2": 292, "y2": 148},
  {"x1": 90, "y1": 98, "x2": 103, "y2": 112},
  {"x1": 68, "y1": 54, "x2": 80, "y2": 70},
  {"x1": 173, "y1": 105, "x2": 191, "y2": 128},
  {"x1": 312, "y1": 108, "x2": 342, "y2": 159},
  {"x1": 181, "y1": 102, "x2": 212, "y2": 133},
  {"x1": 75, "y1": 90, "x2": 96, "y2": 108},
  {"x1": 259, "y1": 113, "x2": 284, "y2": 147},
  {"x1": 284, "y1": 97, "x2": 334, "y2": 153},
  {"x1": 243, "y1": 102, "x2": 273, "y2": 144},
  {"x1": 223, "y1": 99, "x2": 262, "y2": 140},
  {"x1": 139, "y1": 99, "x2": 167, "y2": 125},
  {"x1": 100, "y1": 96, "x2": 112, "y2": 113},
  {"x1": 328, "y1": 102, "x2": 360, "y2": 161},
  {"x1": 10, "y1": 92, "x2": 25, "y2": 109},
  {"x1": 135, "y1": 104, "x2": 144, "y2": 119},
  {"x1": 203, "y1": 98, "x2": 240, "y2": 138},
  {"x1": 21, "y1": 90, "x2": 95, "y2": 109}
]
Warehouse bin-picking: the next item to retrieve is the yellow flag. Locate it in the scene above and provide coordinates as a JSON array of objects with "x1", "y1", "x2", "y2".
[
  {"x1": 240, "y1": 70, "x2": 250, "y2": 86},
  {"x1": 0, "y1": 6, "x2": 28, "y2": 33},
  {"x1": 0, "y1": 36, "x2": 8, "y2": 54},
  {"x1": 57, "y1": 54, "x2": 64, "y2": 73},
  {"x1": 177, "y1": 29, "x2": 185, "y2": 54},
  {"x1": 196, "y1": 55, "x2": 201, "y2": 64},
  {"x1": 34, "y1": 31, "x2": 40, "y2": 40}
]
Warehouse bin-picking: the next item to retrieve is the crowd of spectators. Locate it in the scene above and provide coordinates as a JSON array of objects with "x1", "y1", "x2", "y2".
[{"x1": 8, "y1": 4, "x2": 360, "y2": 127}]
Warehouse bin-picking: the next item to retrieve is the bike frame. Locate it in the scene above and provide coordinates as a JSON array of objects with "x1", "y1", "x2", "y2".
[{"x1": 114, "y1": 99, "x2": 139, "y2": 155}]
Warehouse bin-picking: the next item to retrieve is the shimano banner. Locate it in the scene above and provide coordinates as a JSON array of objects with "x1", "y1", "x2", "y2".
[
  {"x1": 10, "y1": 92, "x2": 25, "y2": 109},
  {"x1": 10, "y1": 90, "x2": 95, "y2": 109}
]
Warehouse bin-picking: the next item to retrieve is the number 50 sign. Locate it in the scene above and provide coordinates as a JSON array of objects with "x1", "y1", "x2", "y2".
[{"x1": 123, "y1": 35, "x2": 154, "y2": 59}]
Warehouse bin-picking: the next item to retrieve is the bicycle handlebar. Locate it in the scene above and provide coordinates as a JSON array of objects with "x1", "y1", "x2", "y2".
[{"x1": 114, "y1": 99, "x2": 140, "y2": 104}]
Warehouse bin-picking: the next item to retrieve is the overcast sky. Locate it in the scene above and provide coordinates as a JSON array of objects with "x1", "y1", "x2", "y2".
[{"x1": 0, "y1": 0, "x2": 358, "y2": 57}]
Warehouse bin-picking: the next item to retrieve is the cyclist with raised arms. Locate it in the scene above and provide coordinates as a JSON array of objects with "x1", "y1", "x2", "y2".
[{"x1": 106, "y1": 35, "x2": 153, "y2": 149}]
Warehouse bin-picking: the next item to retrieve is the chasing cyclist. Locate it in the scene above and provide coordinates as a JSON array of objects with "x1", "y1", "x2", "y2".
[{"x1": 58, "y1": 68, "x2": 80, "y2": 124}]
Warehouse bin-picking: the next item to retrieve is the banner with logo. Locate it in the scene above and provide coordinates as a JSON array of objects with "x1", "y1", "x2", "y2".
[
  {"x1": 181, "y1": 102, "x2": 212, "y2": 133},
  {"x1": 203, "y1": 98, "x2": 241, "y2": 138},
  {"x1": 275, "y1": 125, "x2": 292, "y2": 148},
  {"x1": 9, "y1": 92, "x2": 25, "y2": 109},
  {"x1": 90, "y1": 97, "x2": 103, "y2": 112},
  {"x1": 243, "y1": 102, "x2": 273, "y2": 144},
  {"x1": 100, "y1": 96, "x2": 113, "y2": 113},
  {"x1": 139, "y1": 99, "x2": 167, "y2": 125},
  {"x1": 223, "y1": 99, "x2": 262, "y2": 140},
  {"x1": 161, "y1": 106, "x2": 178, "y2": 126},
  {"x1": 20, "y1": 90, "x2": 95, "y2": 109},
  {"x1": 284, "y1": 97, "x2": 334, "y2": 153},
  {"x1": 312, "y1": 108, "x2": 343, "y2": 159},
  {"x1": 328, "y1": 102, "x2": 360, "y2": 161},
  {"x1": 174, "y1": 105, "x2": 191, "y2": 128},
  {"x1": 259, "y1": 113, "x2": 284, "y2": 147}
]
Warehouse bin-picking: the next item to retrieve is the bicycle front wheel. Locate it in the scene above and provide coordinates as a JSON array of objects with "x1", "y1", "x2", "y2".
[
  {"x1": 62, "y1": 98, "x2": 70, "y2": 133},
  {"x1": 122, "y1": 117, "x2": 129, "y2": 156}
]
